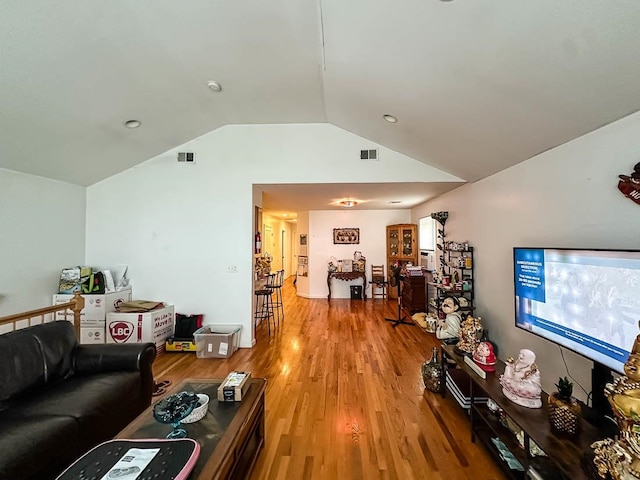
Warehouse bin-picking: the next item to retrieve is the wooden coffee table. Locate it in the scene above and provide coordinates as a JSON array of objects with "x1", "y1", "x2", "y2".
[{"x1": 117, "y1": 377, "x2": 266, "y2": 480}]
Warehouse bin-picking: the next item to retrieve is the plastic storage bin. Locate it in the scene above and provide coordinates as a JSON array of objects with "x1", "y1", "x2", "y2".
[{"x1": 194, "y1": 325, "x2": 241, "y2": 359}]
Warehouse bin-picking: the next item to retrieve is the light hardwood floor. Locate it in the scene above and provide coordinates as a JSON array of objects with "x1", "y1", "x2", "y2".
[{"x1": 152, "y1": 277, "x2": 507, "y2": 480}]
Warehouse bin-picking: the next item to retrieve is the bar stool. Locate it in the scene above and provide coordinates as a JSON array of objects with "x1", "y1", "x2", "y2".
[
  {"x1": 254, "y1": 274, "x2": 276, "y2": 335},
  {"x1": 267, "y1": 270, "x2": 284, "y2": 325}
]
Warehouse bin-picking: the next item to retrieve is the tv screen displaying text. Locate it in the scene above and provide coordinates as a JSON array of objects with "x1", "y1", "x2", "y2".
[{"x1": 514, "y1": 248, "x2": 640, "y2": 372}]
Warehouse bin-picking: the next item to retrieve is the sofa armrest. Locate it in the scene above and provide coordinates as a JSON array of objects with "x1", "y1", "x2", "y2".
[{"x1": 73, "y1": 343, "x2": 156, "y2": 375}]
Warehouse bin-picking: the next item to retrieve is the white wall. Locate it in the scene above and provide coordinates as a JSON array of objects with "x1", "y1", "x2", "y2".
[
  {"x1": 295, "y1": 212, "x2": 310, "y2": 297},
  {"x1": 0, "y1": 169, "x2": 86, "y2": 316},
  {"x1": 86, "y1": 123, "x2": 459, "y2": 347},
  {"x1": 308, "y1": 209, "x2": 411, "y2": 298},
  {"x1": 412, "y1": 111, "x2": 640, "y2": 403}
]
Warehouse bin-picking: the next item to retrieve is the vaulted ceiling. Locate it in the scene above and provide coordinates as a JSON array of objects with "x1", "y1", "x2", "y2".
[{"x1": 2, "y1": 1, "x2": 640, "y2": 191}]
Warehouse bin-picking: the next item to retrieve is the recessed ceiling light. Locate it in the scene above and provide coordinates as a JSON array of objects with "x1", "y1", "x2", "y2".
[
  {"x1": 383, "y1": 114, "x2": 398, "y2": 123},
  {"x1": 282, "y1": 213, "x2": 288, "y2": 217},
  {"x1": 207, "y1": 81, "x2": 222, "y2": 92},
  {"x1": 339, "y1": 200, "x2": 358, "y2": 207},
  {"x1": 124, "y1": 119, "x2": 141, "y2": 129}
]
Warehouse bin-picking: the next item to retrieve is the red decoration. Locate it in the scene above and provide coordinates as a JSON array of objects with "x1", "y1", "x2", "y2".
[{"x1": 618, "y1": 162, "x2": 640, "y2": 205}]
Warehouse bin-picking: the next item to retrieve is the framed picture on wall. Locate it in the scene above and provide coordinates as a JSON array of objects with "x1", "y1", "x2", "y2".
[
  {"x1": 333, "y1": 228, "x2": 359, "y2": 244},
  {"x1": 297, "y1": 255, "x2": 308, "y2": 277},
  {"x1": 300, "y1": 234, "x2": 308, "y2": 256}
]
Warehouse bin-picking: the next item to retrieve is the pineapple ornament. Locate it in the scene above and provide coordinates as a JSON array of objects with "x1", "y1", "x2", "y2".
[{"x1": 548, "y1": 376, "x2": 581, "y2": 435}]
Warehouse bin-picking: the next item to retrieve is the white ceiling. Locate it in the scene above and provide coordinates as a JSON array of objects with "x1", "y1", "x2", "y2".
[
  {"x1": 2, "y1": 1, "x2": 640, "y2": 210},
  {"x1": 259, "y1": 182, "x2": 464, "y2": 218}
]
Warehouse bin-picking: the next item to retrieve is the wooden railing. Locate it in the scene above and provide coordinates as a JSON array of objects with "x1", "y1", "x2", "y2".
[{"x1": 0, "y1": 291, "x2": 85, "y2": 339}]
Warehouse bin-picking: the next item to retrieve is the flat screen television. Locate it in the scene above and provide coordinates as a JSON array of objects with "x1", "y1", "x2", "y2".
[
  {"x1": 514, "y1": 247, "x2": 640, "y2": 420},
  {"x1": 514, "y1": 247, "x2": 640, "y2": 375}
]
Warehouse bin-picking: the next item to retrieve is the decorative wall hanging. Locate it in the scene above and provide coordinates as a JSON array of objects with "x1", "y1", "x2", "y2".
[
  {"x1": 618, "y1": 162, "x2": 640, "y2": 205},
  {"x1": 297, "y1": 256, "x2": 308, "y2": 277},
  {"x1": 299, "y1": 234, "x2": 308, "y2": 256},
  {"x1": 333, "y1": 228, "x2": 359, "y2": 244}
]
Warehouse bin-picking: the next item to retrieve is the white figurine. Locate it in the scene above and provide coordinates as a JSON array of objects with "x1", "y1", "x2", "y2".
[
  {"x1": 435, "y1": 296, "x2": 462, "y2": 340},
  {"x1": 499, "y1": 349, "x2": 542, "y2": 408}
]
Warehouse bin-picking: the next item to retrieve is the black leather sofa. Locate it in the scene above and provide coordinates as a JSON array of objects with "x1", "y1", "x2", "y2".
[{"x1": 0, "y1": 320, "x2": 156, "y2": 480}]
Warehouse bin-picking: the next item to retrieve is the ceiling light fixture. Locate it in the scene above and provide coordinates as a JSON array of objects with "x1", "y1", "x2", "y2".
[
  {"x1": 124, "y1": 119, "x2": 141, "y2": 129},
  {"x1": 207, "y1": 81, "x2": 222, "y2": 92},
  {"x1": 383, "y1": 114, "x2": 398, "y2": 123},
  {"x1": 339, "y1": 199, "x2": 358, "y2": 207}
]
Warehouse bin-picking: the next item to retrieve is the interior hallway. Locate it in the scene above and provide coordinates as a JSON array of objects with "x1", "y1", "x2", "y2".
[{"x1": 152, "y1": 278, "x2": 506, "y2": 480}]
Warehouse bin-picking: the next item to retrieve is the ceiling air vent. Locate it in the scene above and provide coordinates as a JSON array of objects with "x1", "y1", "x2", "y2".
[
  {"x1": 177, "y1": 152, "x2": 195, "y2": 163},
  {"x1": 360, "y1": 149, "x2": 378, "y2": 161}
]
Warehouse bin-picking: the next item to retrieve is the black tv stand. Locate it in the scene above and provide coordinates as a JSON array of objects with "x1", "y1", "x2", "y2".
[{"x1": 440, "y1": 345, "x2": 610, "y2": 480}]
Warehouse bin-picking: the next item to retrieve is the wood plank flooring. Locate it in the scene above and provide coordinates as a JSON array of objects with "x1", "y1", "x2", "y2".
[{"x1": 152, "y1": 278, "x2": 507, "y2": 480}]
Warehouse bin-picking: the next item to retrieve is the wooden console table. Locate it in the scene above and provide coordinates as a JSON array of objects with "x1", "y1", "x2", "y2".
[{"x1": 327, "y1": 271, "x2": 367, "y2": 300}]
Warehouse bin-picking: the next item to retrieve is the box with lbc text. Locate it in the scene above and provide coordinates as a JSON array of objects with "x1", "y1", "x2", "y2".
[
  {"x1": 106, "y1": 305, "x2": 175, "y2": 353},
  {"x1": 52, "y1": 287, "x2": 132, "y2": 323}
]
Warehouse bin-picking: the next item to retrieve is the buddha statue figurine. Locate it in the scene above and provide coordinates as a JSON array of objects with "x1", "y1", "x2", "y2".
[
  {"x1": 592, "y1": 322, "x2": 640, "y2": 479},
  {"x1": 499, "y1": 349, "x2": 542, "y2": 408}
]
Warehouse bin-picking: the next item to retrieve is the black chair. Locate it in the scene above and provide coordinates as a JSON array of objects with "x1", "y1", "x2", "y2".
[
  {"x1": 254, "y1": 273, "x2": 276, "y2": 335},
  {"x1": 267, "y1": 269, "x2": 285, "y2": 324}
]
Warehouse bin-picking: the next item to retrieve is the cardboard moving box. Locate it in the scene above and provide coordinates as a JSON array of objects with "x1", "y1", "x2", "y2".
[
  {"x1": 53, "y1": 287, "x2": 132, "y2": 323},
  {"x1": 80, "y1": 323, "x2": 106, "y2": 345},
  {"x1": 106, "y1": 305, "x2": 174, "y2": 353}
]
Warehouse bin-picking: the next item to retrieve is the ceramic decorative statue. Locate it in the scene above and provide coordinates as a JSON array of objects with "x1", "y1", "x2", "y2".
[
  {"x1": 425, "y1": 314, "x2": 438, "y2": 334},
  {"x1": 454, "y1": 315, "x2": 483, "y2": 356},
  {"x1": 592, "y1": 321, "x2": 640, "y2": 479},
  {"x1": 473, "y1": 341, "x2": 497, "y2": 372},
  {"x1": 435, "y1": 296, "x2": 462, "y2": 340},
  {"x1": 499, "y1": 349, "x2": 542, "y2": 408}
]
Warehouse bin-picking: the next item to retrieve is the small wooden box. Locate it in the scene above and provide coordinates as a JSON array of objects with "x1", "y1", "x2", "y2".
[{"x1": 217, "y1": 371, "x2": 251, "y2": 402}]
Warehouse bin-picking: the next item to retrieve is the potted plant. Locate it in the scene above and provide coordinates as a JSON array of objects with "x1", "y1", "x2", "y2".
[{"x1": 548, "y1": 376, "x2": 581, "y2": 435}]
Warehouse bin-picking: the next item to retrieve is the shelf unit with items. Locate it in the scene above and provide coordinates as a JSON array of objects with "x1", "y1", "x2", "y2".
[
  {"x1": 440, "y1": 345, "x2": 604, "y2": 480},
  {"x1": 427, "y1": 245, "x2": 474, "y2": 320}
]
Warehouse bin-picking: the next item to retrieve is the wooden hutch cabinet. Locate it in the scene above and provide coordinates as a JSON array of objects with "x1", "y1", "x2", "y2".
[
  {"x1": 386, "y1": 224, "x2": 418, "y2": 270},
  {"x1": 386, "y1": 224, "x2": 418, "y2": 299}
]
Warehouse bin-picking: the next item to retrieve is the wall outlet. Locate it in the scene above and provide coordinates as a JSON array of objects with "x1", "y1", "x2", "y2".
[{"x1": 226, "y1": 265, "x2": 238, "y2": 274}]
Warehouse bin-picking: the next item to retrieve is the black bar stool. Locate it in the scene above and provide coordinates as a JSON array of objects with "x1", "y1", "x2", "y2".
[
  {"x1": 267, "y1": 270, "x2": 284, "y2": 325},
  {"x1": 254, "y1": 273, "x2": 276, "y2": 335}
]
